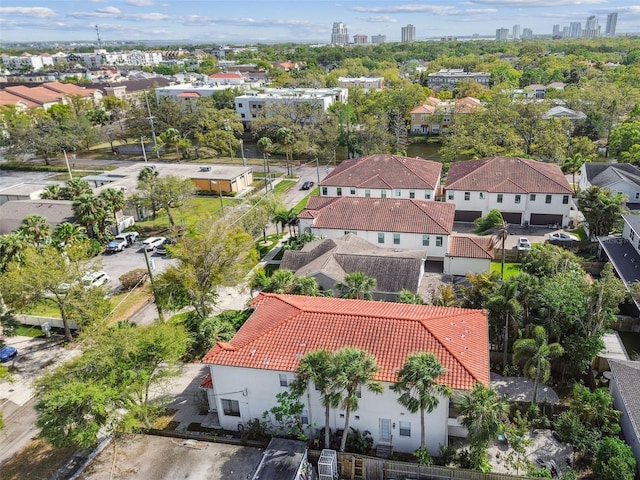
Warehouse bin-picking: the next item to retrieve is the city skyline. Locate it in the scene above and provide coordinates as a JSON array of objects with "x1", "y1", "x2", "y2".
[{"x1": 0, "y1": 0, "x2": 637, "y2": 45}]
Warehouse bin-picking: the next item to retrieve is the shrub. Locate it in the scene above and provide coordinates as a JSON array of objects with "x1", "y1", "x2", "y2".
[
  {"x1": 555, "y1": 410, "x2": 600, "y2": 455},
  {"x1": 119, "y1": 269, "x2": 148, "y2": 291},
  {"x1": 414, "y1": 446, "x2": 433, "y2": 465},
  {"x1": 592, "y1": 437, "x2": 637, "y2": 480}
]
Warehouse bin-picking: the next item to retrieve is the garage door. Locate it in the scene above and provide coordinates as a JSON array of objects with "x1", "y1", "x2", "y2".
[
  {"x1": 530, "y1": 213, "x2": 563, "y2": 226},
  {"x1": 501, "y1": 212, "x2": 522, "y2": 224},
  {"x1": 455, "y1": 210, "x2": 482, "y2": 222}
]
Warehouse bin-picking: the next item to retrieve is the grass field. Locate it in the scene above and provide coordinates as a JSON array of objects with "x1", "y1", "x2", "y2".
[{"x1": 490, "y1": 262, "x2": 523, "y2": 279}]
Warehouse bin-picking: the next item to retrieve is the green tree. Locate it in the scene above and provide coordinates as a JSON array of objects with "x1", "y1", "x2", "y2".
[
  {"x1": 260, "y1": 269, "x2": 324, "y2": 296},
  {"x1": 512, "y1": 325, "x2": 564, "y2": 403},
  {"x1": 609, "y1": 120, "x2": 640, "y2": 159},
  {"x1": 0, "y1": 232, "x2": 28, "y2": 272},
  {"x1": 577, "y1": 186, "x2": 627, "y2": 238},
  {"x1": 561, "y1": 153, "x2": 587, "y2": 193},
  {"x1": 396, "y1": 290, "x2": 425, "y2": 304},
  {"x1": 568, "y1": 383, "x2": 621, "y2": 436},
  {"x1": 98, "y1": 188, "x2": 126, "y2": 234},
  {"x1": 51, "y1": 222, "x2": 87, "y2": 249},
  {"x1": 592, "y1": 437, "x2": 637, "y2": 480},
  {"x1": 72, "y1": 193, "x2": 112, "y2": 242},
  {"x1": 485, "y1": 279, "x2": 523, "y2": 366},
  {"x1": 16, "y1": 214, "x2": 51, "y2": 246},
  {"x1": 151, "y1": 175, "x2": 196, "y2": 227},
  {"x1": 334, "y1": 347, "x2": 383, "y2": 452},
  {"x1": 391, "y1": 353, "x2": 452, "y2": 449},
  {"x1": 473, "y1": 209, "x2": 508, "y2": 279},
  {"x1": 335, "y1": 272, "x2": 377, "y2": 300},
  {"x1": 60, "y1": 178, "x2": 92, "y2": 200}
]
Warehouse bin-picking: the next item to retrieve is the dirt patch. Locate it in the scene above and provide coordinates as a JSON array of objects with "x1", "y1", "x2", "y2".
[{"x1": 0, "y1": 438, "x2": 75, "y2": 480}]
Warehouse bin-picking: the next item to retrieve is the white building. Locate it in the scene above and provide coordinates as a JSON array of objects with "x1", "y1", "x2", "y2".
[
  {"x1": 579, "y1": 163, "x2": 640, "y2": 206},
  {"x1": 445, "y1": 157, "x2": 573, "y2": 227},
  {"x1": 201, "y1": 294, "x2": 490, "y2": 455},
  {"x1": 331, "y1": 22, "x2": 349, "y2": 45},
  {"x1": 608, "y1": 360, "x2": 640, "y2": 476},
  {"x1": 426, "y1": 69, "x2": 490, "y2": 91},
  {"x1": 606, "y1": 13, "x2": 618, "y2": 36},
  {"x1": 401, "y1": 24, "x2": 416, "y2": 43},
  {"x1": 338, "y1": 77, "x2": 384, "y2": 91},
  {"x1": 0, "y1": 54, "x2": 53, "y2": 72}
]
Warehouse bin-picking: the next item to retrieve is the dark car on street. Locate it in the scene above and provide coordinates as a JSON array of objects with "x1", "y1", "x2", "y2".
[
  {"x1": 0, "y1": 345, "x2": 17, "y2": 362},
  {"x1": 301, "y1": 181, "x2": 314, "y2": 190}
]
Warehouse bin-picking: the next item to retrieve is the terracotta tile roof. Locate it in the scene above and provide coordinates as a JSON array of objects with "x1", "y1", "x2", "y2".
[
  {"x1": 321, "y1": 154, "x2": 442, "y2": 190},
  {"x1": 5, "y1": 85, "x2": 62, "y2": 105},
  {"x1": 177, "y1": 92, "x2": 201, "y2": 97},
  {"x1": 411, "y1": 104, "x2": 437, "y2": 115},
  {"x1": 454, "y1": 97, "x2": 482, "y2": 113},
  {"x1": 445, "y1": 157, "x2": 572, "y2": 194},
  {"x1": 447, "y1": 235, "x2": 494, "y2": 259},
  {"x1": 41, "y1": 81, "x2": 97, "y2": 97},
  {"x1": 202, "y1": 294, "x2": 490, "y2": 390},
  {"x1": 209, "y1": 72, "x2": 244, "y2": 79},
  {"x1": 0, "y1": 90, "x2": 38, "y2": 108},
  {"x1": 200, "y1": 373, "x2": 213, "y2": 389},
  {"x1": 299, "y1": 196, "x2": 455, "y2": 235}
]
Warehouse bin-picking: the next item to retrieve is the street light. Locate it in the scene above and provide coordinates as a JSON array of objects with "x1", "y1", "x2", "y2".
[
  {"x1": 144, "y1": 90, "x2": 160, "y2": 159},
  {"x1": 141, "y1": 136, "x2": 147, "y2": 163},
  {"x1": 210, "y1": 180, "x2": 224, "y2": 213},
  {"x1": 315, "y1": 157, "x2": 320, "y2": 185},
  {"x1": 263, "y1": 153, "x2": 271, "y2": 193},
  {"x1": 240, "y1": 139, "x2": 247, "y2": 166},
  {"x1": 62, "y1": 148, "x2": 72, "y2": 180}
]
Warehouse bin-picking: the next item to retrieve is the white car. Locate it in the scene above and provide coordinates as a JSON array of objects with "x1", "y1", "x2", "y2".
[
  {"x1": 81, "y1": 270, "x2": 110, "y2": 288},
  {"x1": 141, "y1": 236, "x2": 166, "y2": 251},
  {"x1": 516, "y1": 237, "x2": 532, "y2": 251},
  {"x1": 115, "y1": 231, "x2": 139, "y2": 246},
  {"x1": 548, "y1": 232, "x2": 580, "y2": 243}
]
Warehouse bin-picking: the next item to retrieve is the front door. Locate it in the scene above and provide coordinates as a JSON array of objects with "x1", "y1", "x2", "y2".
[{"x1": 379, "y1": 418, "x2": 391, "y2": 443}]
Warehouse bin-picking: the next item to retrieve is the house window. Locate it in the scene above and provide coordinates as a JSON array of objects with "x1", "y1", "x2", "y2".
[
  {"x1": 436, "y1": 236, "x2": 443, "y2": 247},
  {"x1": 365, "y1": 189, "x2": 371, "y2": 197},
  {"x1": 322, "y1": 187, "x2": 328, "y2": 196},
  {"x1": 497, "y1": 194, "x2": 503, "y2": 203},
  {"x1": 356, "y1": 387, "x2": 362, "y2": 398},
  {"x1": 464, "y1": 192, "x2": 470, "y2": 201},
  {"x1": 337, "y1": 187, "x2": 342, "y2": 196},
  {"x1": 238, "y1": 103, "x2": 243, "y2": 107},
  {"x1": 515, "y1": 194, "x2": 521, "y2": 204},
  {"x1": 221, "y1": 399, "x2": 240, "y2": 417},
  {"x1": 545, "y1": 195, "x2": 552, "y2": 204},
  {"x1": 395, "y1": 189, "x2": 401, "y2": 197},
  {"x1": 350, "y1": 188, "x2": 356, "y2": 195},
  {"x1": 631, "y1": 231, "x2": 635, "y2": 242},
  {"x1": 447, "y1": 193, "x2": 454, "y2": 200},
  {"x1": 563, "y1": 195, "x2": 569, "y2": 205},
  {"x1": 636, "y1": 193, "x2": 640, "y2": 200},
  {"x1": 409, "y1": 190, "x2": 415, "y2": 199},
  {"x1": 479, "y1": 192, "x2": 485, "y2": 199},
  {"x1": 301, "y1": 410, "x2": 309, "y2": 425},
  {"x1": 423, "y1": 235, "x2": 430, "y2": 246},
  {"x1": 399, "y1": 421, "x2": 411, "y2": 437},
  {"x1": 378, "y1": 233, "x2": 385, "y2": 244},
  {"x1": 425, "y1": 192, "x2": 431, "y2": 200},
  {"x1": 279, "y1": 374, "x2": 288, "y2": 387},
  {"x1": 530, "y1": 194, "x2": 536, "y2": 201},
  {"x1": 381, "y1": 190, "x2": 387, "y2": 198},
  {"x1": 393, "y1": 234, "x2": 400, "y2": 245},
  {"x1": 241, "y1": 113, "x2": 246, "y2": 118}
]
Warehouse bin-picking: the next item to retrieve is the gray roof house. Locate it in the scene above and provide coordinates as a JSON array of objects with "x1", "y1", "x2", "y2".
[
  {"x1": 0, "y1": 199, "x2": 75, "y2": 235},
  {"x1": 579, "y1": 163, "x2": 640, "y2": 209},
  {"x1": 609, "y1": 359, "x2": 640, "y2": 476},
  {"x1": 280, "y1": 234, "x2": 425, "y2": 301}
]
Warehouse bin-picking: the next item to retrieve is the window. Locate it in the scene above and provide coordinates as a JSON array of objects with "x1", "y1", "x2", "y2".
[
  {"x1": 221, "y1": 399, "x2": 240, "y2": 417},
  {"x1": 399, "y1": 421, "x2": 411, "y2": 437},
  {"x1": 378, "y1": 233, "x2": 385, "y2": 244},
  {"x1": 337, "y1": 187, "x2": 342, "y2": 196},
  {"x1": 425, "y1": 192, "x2": 431, "y2": 200},
  {"x1": 515, "y1": 195, "x2": 521, "y2": 204},
  {"x1": 301, "y1": 410, "x2": 309, "y2": 425},
  {"x1": 436, "y1": 236, "x2": 443, "y2": 247},
  {"x1": 447, "y1": 193, "x2": 454, "y2": 200},
  {"x1": 545, "y1": 195, "x2": 552, "y2": 204},
  {"x1": 381, "y1": 190, "x2": 387, "y2": 198},
  {"x1": 636, "y1": 193, "x2": 640, "y2": 200},
  {"x1": 279, "y1": 374, "x2": 288, "y2": 387},
  {"x1": 393, "y1": 233, "x2": 400, "y2": 245},
  {"x1": 356, "y1": 387, "x2": 362, "y2": 398},
  {"x1": 321, "y1": 187, "x2": 328, "y2": 196},
  {"x1": 365, "y1": 189, "x2": 371, "y2": 197},
  {"x1": 631, "y1": 230, "x2": 635, "y2": 242},
  {"x1": 562, "y1": 195, "x2": 569, "y2": 205},
  {"x1": 238, "y1": 102, "x2": 243, "y2": 107},
  {"x1": 409, "y1": 190, "x2": 415, "y2": 199},
  {"x1": 240, "y1": 113, "x2": 245, "y2": 118},
  {"x1": 464, "y1": 192, "x2": 470, "y2": 201},
  {"x1": 350, "y1": 188, "x2": 356, "y2": 195},
  {"x1": 497, "y1": 194, "x2": 503, "y2": 203},
  {"x1": 479, "y1": 192, "x2": 485, "y2": 199},
  {"x1": 422, "y1": 235, "x2": 430, "y2": 246},
  {"x1": 395, "y1": 189, "x2": 401, "y2": 197},
  {"x1": 530, "y1": 194, "x2": 536, "y2": 201}
]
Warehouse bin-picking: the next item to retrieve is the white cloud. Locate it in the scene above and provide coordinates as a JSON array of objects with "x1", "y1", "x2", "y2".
[
  {"x1": 469, "y1": 0, "x2": 605, "y2": 6},
  {"x1": 125, "y1": 0, "x2": 155, "y2": 5},
  {"x1": 97, "y1": 6, "x2": 121, "y2": 14},
  {"x1": 362, "y1": 15, "x2": 398, "y2": 23},
  {"x1": 0, "y1": 6, "x2": 56, "y2": 18}
]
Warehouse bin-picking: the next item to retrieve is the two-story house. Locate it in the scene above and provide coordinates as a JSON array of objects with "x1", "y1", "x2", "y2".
[
  {"x1": 298, "y1": 196, "x2": 455, "y2": 260},
  {"x1": 201, "y1": 294, "x2": 490, "y2": 455},
  {"x1": 409, "y1": 97, "x2": 481, "y2": 135},
  {"x1": 319, "y1": 154, "x2": 442, "y2": 201},
  {"x1": 445, "y1": 156, "x2": 573, "y2": 227},
  {"x1": 579, "y1": 163, "x2": 640, "y2": 209}
]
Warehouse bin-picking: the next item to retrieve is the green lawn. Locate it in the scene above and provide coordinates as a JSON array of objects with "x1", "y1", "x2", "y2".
[
  {"x1": 490, "y1": 262, "x2": 523, "y2": 279},
  {"x1": 272, "y1": 179, "x2": 297, "y2": 195},
  {"x1": 292, "y1": 187, "x2": 318, "y2": 214}
]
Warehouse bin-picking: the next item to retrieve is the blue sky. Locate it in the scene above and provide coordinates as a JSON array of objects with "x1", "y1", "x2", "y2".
[{"x1": 0, "y1": 0, "x2": 635, "y2": 44}]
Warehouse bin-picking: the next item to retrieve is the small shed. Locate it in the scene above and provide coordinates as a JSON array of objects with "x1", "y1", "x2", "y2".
[{"x1": 250, "y1": 438, "x2": 316, "y2": 480}]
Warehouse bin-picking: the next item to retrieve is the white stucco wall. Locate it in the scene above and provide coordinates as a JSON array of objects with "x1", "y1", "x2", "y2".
[
  {"x1": 610, "y1": 378, "x2": 640, "y2": 475},
  {"x1": 207, "y1": 364, "x2": 452, "y2": 455},
  {"x1": 320, "y1": 186, "x2": 437, "y2": 201},
  {"x1": 623, "y1": 221, "x2": 640, "y2": 255},
  {"x1": 443, "y1": 257, "x2": 491, "y2": 276}
]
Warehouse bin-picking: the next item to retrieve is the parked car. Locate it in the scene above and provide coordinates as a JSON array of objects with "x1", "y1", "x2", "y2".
[
  {"x1": 0, "y1": 345, "x2": 17, "y2": 363},
  {"x1": 115, "y1": 231, "x2": 139, "y2": 246},
  {"x1": 301, "y1": 181, "x2": 314, "y2": 190},
  {"x1": 106, "y1": 237, "x2": 127, "y2": 253},
  {"x1": 516, "y1": 237, "x2": 532, "y2": 251},
  {"x1": 548, "y1": 232, "x2": 579, "y2": 244},
  {"x1": 81, "y1": 270, "x2": 110, "y2": 288},
  {"x1": 141, "y1": 236, "x2": 166, "y2": 251},
  {"x1": 155, "y1": 238, "x2": 176, "y2": 256}
]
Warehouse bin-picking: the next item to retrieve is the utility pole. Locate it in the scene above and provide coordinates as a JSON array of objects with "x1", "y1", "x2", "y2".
[
  {"x1": 62, "y1": 149, "x2": 73, "y2": 180},
  {"x1": 315, "y1": 157, "x2": 321, "y2": 185},
  {"x1": 224, "y1": 119, "x2": 233, "y2": 161},
  {"x1": 143, "y1": 247, "x2": 164, "y2": 322},
  {"x1": 144, "y1": 90, "x2": 160, "y2": 158},
  {"x1": 141, "y1": 136, "x2": 147, "y2": 163}
]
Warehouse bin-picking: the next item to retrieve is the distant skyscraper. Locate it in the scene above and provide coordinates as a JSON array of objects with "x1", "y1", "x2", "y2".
[
  {"x1": 606, "y1": 13, "x2": 618, "y2": 36},
  {"x1": 522, "y1": 28, "x2": 533, "y2": 39},
  {"x1": 552, "y1": 24, "x2": 561, "y2": 37},
  {"x1": 512, "y1": 24, "x2": 521, "y2": 39},
  {"x1": 496, "y1": 28, "x2": 509, "y2": 40},
  {"x1": 331, "y1": 22, "x2": 349, "y2": 45},
  {"x1": 371, "y1": 34, "x2": 386, "y2": 44},
  {"x1": 584, "y1": 16, "x2": 599, "y2": 37},
  {"x1": 353, "y1": 34, "x2": 367, "y2": 45},
  {"x1": 569, "y1": 22, "x2": 582, "y2": 37},
  {"x1": 401, "y1": 24, "x2": 416, "y2": 43}
]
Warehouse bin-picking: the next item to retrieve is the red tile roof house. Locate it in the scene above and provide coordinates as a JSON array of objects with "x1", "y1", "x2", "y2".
[
  {"x1": 445, "y1": 156, "x2": 573, "y2": 227},
  {"x1": 444, "y1": 235, "x2": 494, "y2": 276},
  {"x1": 319, "y1": 154, "x2": 442, "y2": 202},
  {"x1": 298, "y1": 196, "x2": 455, "y2": 260},
  {"x1": 201, "y1": 294, "x2": 489, "y2": 455}
]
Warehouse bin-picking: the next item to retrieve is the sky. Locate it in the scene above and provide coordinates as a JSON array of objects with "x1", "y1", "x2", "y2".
[{"x1": 0, "y1": 0, "x2": 637, "y2": 45}]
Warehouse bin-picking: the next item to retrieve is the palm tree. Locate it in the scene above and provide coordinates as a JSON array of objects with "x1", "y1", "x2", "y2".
[
  {"x1": 457, "y1": 383, "x2": 510, "y2": 469},
  {"x1": 396, "y1": 290, "x2": 425, "y2": 304},
  {"x1": 273, "y1": 209, "x2": 297, "y2": 237},
  {"x1": 98, "y1": 188, "x2": 126, "y2": 233},
  {"x1": 485, "y1": 280, "x2": 523, "y2": 367},
  {"x1": 512, "y1": 325, "x2": 564, "y2": 403},
  {"x1": 290, "y1": 349, "x2": 342, "y2": 449},
  {"x1": 72, "y1": 193, "x2": 110, "y2": 241},
  {"x1": 562, "y1": 153, "x2": 587, "y2": 194},
  {"x1": 391, "y1": 353, "x2": 452, "y2": 448},
  {"x1": 276, "y1": 127, "x2": 296, "y2": 175},
  {"x1": 335, "y1": 272, "x2": 377, "y2": 300},
  {"x1": 60, "y1": 178, "x2": 91, "y2": 200},
  {"x1": 40, "y1": 184, "x2": 62, "y2": 200},
  {"x1": 52, "y1": 222, "x2": 87, "y2": 248},
  {"x1": 17, "y1": 214, "x2": 51, "y2": 246},
  {"x1": 0, "y1": 232, "x2": 28, "y2": 272},
  {"x1": 474, "y1": 209, "x2": 509, "y2": 280},
  {"x1": 334, "y1": 347, "x2": 383, "y2": 452}
]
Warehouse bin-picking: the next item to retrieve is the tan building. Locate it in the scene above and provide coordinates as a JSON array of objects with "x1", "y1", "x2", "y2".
[{"x1": 410, "y1": 96, "x2": 481, "y2": 134}]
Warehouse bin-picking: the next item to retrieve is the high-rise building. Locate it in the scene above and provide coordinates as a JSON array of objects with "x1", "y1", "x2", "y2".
[
  {"x1": 371, "y1": 34, "x2": 386, "y2": 44},
  {"x1": 512, "y1": 24, "x2": 521, "y2": 39},
  {"x1": 569, "y1": 22, "x2": 582, "y2": 37},
  {"x1": 552, "y1": 24, "x2": 561, "y2": 37},
  {"x1": 562, "y1": 26, "x2": 569, "y2": 37},
  {"x1": 606, "y1": 13, "x2": 618, "y2": 36},
  {"x1": 496, "y1": 28, "x2": 509, "y2": 40},
  {"x1": 331, "y1": 22, "x2": 349, "y2": 45},
  {"x1": 401, "y1": 24, "x2": 416, "y2": 43},
  {"x1": 522, "y1": 28, "x2": 533, "y2": 39},
  {"x1": 584, "y1": 16, "x2": 599, "y2": 37},
  {"x1": 353, "y1": 34, "x2": 367, "y2": 45}
]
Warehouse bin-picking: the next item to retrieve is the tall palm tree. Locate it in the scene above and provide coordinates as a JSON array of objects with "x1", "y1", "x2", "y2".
[
  {"x1": 512, "y1": 325, "x2": 564, "y2": 403},
  {"x1": 60, "y1": 178, "x2": 91, "y2": 200},
  {"x1": 290, "y1": 349, "x2": 342, "y2": 449},
  {"x1": 52, "y1": 222, "x2": 87, "y2": 249},
  {"x1": 72, "y1": 193, "x2": 109, "y2": 241},
  {"x1": 391, "y1": 353, "x2": 452, "y2": 448},
  {"x1": 99, "y1": 188, "x2": 126, "y2": 234},
  {"x1": 40, "y1": 184, "x2": 62, "y2": 200},
  {"x1": 334, "y1": 347, "x2": 383, "y2": 452},
  {"x1": 335, "y1": 272, "x2": 377, "y2": 300},
  {"x1": 485, "y1": 280, "x2": 523, "y2": 367},
  {"x1": 17, "y1": 214, "x2": 51, "y2": 246},
  {"x1": 562, "y1": 153, "x2": 587, "y2": 194},
  {"x1": 0, "y1": 232, "x2": 28, "y2": 272},
  {"x1": 474, "y1": 209, "x2": 509, "y2": 280},
  {"x1": 276, "y1": 127, "x2": 295, "y2": 175},
  {"x1": 273, "y1": 209, "x2": 297, "y2": 237}
]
